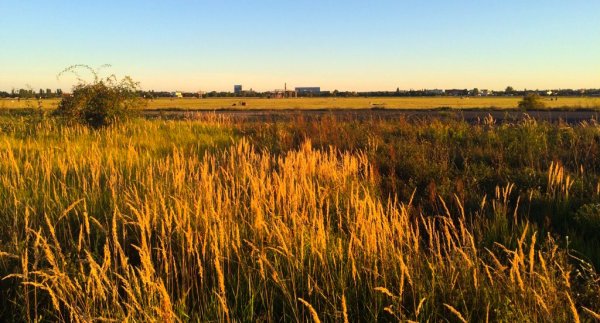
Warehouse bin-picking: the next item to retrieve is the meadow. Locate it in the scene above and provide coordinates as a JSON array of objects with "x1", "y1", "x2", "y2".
[
  {"x1": 0, "y1": 114, "x2": 600, "y2": 321},
  {"x1": 3, "y1": 96, "x2": 600, "y2": 111}
]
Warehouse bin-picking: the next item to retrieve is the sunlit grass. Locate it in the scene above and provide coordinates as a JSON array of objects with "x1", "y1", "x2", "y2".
[{"x1": 0, "y1": 116, "x2": 598, "y2": 321}]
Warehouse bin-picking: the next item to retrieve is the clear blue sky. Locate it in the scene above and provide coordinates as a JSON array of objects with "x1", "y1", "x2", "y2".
[{"x1": 1, "y1": 0, "x2": 599, "y2": 92}]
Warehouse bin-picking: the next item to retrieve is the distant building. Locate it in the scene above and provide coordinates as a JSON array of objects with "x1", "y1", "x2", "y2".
[
  {"x1": 269, "y1": 89, "x2": 297, "y2": 99},
  {"x1": 267, "y1": 83, "x2": 297, "y2": 98},
  {"x1": 234, "y1": 85, "x2": 242, "y2": 95},
  {"x1": 295, "y1": 87, "x2": 321, "y2": 96},
  {"x1": 172, "y1": 91, "x2": 183, "y2": 98}
]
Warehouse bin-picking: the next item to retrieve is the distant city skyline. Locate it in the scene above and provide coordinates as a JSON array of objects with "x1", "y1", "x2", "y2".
[{"x1": 1, "y1": 1, "x2": 599, "y2": 92}]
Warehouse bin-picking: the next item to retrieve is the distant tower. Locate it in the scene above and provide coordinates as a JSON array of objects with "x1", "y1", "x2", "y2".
[{"x1": 234, "y1": 85, "x2": 242, "y2": 95}]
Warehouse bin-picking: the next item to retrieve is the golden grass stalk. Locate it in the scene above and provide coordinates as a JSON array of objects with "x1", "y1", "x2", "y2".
[
  {"x1": 298, "y1": 298, "x2": 321, "y2": 323},
  {"x1": 443, "y1": 304, "x2": 467, "y2": 323}
]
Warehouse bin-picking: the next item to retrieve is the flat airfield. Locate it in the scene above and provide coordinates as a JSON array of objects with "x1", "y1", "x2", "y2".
[{"x1": 2, "y1": 96, "x2": 600, "y2": 111}]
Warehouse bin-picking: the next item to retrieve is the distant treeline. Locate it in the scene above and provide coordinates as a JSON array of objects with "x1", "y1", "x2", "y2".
[
  {"x1": 3, "y1": 87, "x2": 600, "y2": 99},
  {"x1": 0, "y1": 88, "x2": 63, "y2": 99},
  {"x1": 138, "y1": 88, "x2": 600, "y2": 99}
]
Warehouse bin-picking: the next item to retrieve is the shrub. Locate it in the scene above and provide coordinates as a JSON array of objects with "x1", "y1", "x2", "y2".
[
  {"x1": 518, "y1": 93, "x2": 546, "y2": 110},
  {"x1": 53, "y1": 65, "x2": 142, "y2": 128}
]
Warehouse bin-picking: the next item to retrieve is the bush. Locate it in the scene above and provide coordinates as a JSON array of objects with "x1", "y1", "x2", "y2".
[
  {"x1": 54, "y1": 65, "x2": 142, "y2": 128},
  {"x1": 518, "y1": 93, "x2": 546, "y2": 110}
]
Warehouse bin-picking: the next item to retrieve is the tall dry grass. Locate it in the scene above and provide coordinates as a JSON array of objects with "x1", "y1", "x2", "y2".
[{"x1": 0, "y1": 117, "x2": 598, "y2": 321}]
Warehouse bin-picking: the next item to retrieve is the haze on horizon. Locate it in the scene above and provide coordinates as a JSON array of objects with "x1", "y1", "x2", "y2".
[{"x1": 0, "y1": 0, "x2": 599, "y2": 93}]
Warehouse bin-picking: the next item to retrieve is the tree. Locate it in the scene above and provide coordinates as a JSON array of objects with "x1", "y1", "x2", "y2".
[
  {"x1": 53, "y1": 65, "x2": 142, "y2": 128},
  {"x1": 518, "y1": 93, "x2": 546, "y2": 110},
  {"x1": 472, "y1": 88, "x2": 480, "y2": 96},
  {"x1": 505, "y1": 86, "x2": 514, "y2": 94},
  {"x1": 19, "y1": 89, "x2": 30, "y2": 98}
]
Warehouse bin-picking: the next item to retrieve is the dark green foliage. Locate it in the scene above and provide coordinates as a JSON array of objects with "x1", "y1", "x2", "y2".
[
  {"x1": 53, "y1": 65, "x2": 142, "y2": 128},
  {"x1": 574, "y1": 204, "x2": 600, "y2": 235},
  {"x1": 518, "y1": 93, "x2": 546, "y2": 110}
]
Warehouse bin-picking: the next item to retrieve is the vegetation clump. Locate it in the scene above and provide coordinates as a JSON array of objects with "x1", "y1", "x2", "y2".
[
  {"x1": 574, "y1": 203, "x2": 600, "y2": 235},
  {"x1": 518, "y1": 93, "x2": 546, "y2": 110},
  {"x1": 53, "y1": 65, "x2": 141, "y2": 128}
]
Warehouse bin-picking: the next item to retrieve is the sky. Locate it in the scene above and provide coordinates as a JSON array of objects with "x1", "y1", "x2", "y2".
[{"x1": 0, "y1": 0, "x2": 599, "y2": 92}]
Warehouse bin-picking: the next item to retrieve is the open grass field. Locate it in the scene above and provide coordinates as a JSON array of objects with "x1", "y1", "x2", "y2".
[
  {"x1": 4, "y1": 0, "x2": 600, "y2": 321},
  {"x1": 3, "y1": 96, "x2": 600, "y2": 110},
  {"x1": 1, "y1": 114, "x2": 600, "y2": 321}
]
